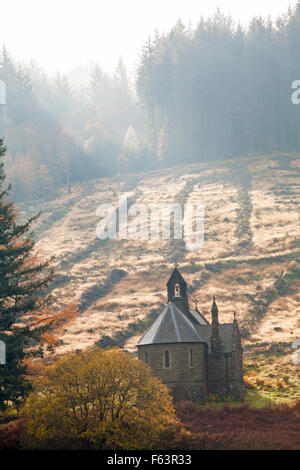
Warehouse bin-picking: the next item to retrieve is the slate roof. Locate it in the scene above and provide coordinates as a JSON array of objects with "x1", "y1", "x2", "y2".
[
  {"x1": 138, "y1": 302, "x2": 202, "y2": 346},
  {"x1": 194, "y1": 324, "x2": 235, "y2": 354},
  {"x1": 137, "y1": 302, "x2": 234, "y2": 354},
  {"x1": 189, "y1": 309, "x2": 210, "y2": 326}
]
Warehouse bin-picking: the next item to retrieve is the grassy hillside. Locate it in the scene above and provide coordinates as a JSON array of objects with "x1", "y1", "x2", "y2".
[{"x1": 18, "y1": 153, "x2": 300, "y2": 399}]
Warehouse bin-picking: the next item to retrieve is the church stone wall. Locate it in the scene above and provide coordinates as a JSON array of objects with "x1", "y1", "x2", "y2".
[
  {"x1": 207, "y1": 351, "x2": 246, "y2": 400},
  {"x1": 226, "y1": 349, "x2": 246, "y2": 399},
  {"x1": 206, "y1": 354, "x2": 228, "y2": 398},
  {"x1": 138, "y1": 342, "x2": 208, "y2": 401},
  {"x1": 138, "y1": 342, "x2": 246, "y2": 402}
]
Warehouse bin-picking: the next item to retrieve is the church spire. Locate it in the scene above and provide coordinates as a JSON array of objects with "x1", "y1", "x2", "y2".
[
  {"x1": 210, "y1": 297, "x2": 222, "y2": 357},
  {"x1": 232, "y1": 311, "x2": 241, "y2": 353},
  {"x1": 211, "y1": 296, "x2": 219, "y2": 325}
]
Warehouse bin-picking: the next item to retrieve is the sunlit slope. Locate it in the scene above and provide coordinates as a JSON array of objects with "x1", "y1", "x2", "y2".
[{"x1": 19, "y1": 154, "x2": 300, "y2": 355}]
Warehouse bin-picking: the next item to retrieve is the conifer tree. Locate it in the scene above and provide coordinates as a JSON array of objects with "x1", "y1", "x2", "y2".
[{"x1": 0, "y1": 138, "x2": 53, "y2": 410}]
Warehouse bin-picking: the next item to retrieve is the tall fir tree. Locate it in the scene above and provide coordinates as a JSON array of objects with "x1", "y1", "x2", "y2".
[{"x1": 0, "y1": 138, "x2": 53, "y2": 410}]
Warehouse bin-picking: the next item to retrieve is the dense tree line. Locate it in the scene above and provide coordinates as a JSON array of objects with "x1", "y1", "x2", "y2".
[
  {"x1": 137, "y1": 4, "x2": 300, "y2": 165},
  {"x1": 0, "y1": 52, "x2": 145, "y2": 201},
  {"x1": 0, "y1": 48, "x2": 94, "y2": 201},
  {"x1": 2, "y1": 5, "x2": 300, "y2": 201}
]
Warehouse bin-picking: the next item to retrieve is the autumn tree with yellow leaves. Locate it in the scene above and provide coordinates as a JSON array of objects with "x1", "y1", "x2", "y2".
[{"x1": 23, "y1": 348, "x2": 178, "y2": 449}]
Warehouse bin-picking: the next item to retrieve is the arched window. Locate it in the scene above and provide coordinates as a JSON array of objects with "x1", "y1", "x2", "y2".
[
  {"x1": 189, "y1": 348, "x2": 193, "y2": 367},
  {"x1": 174, "y1": 283, "x2": 181, "y2": 297},
  {"x1": 164, "y1": 350, "x2": 170, "y2": 368}
]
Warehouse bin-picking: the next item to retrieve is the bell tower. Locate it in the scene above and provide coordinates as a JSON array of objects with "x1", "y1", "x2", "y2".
[{"x1": 166, "y1": 265, "x2": 189, "y2": 312}]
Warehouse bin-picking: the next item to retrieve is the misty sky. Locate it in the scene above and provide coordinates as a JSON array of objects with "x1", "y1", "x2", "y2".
[{"x1": 1, "y1": 0, "x2": 298, "y2": 75}]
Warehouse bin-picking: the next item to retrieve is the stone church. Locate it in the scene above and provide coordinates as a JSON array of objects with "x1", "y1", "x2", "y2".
[{"x1": 137, "y1": 267, "x2": 246, "y2": 402}]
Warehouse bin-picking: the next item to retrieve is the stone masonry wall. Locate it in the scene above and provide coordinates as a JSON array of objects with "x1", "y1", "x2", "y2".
[
  {"x1": 207, "y1": 351, "x2": 246, "y2": 400},
  {"x1": 226, "y1": 349, "x2": 246, "y2": 400},
  {"x1": 138, "y1": 342, "x2": 208, "y2": 401},
  {"x1": 206, "y1": 354, "x2": 228, "y2": 398}
]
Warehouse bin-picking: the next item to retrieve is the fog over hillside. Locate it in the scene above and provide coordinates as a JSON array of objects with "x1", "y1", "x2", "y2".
[{"x1": 1, "y1": 5, "x2": 300, "y2": 202}]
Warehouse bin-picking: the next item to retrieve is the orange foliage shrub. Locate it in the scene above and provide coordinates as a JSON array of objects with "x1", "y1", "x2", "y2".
[
  {"x1": 255, "y1": 377, "x2": 265, "y2": 386},
  {"x1": 249, "y1": 370, "x2": 258, "y2": 377},
  {"x1": 26, "y1": 303, "x2": 79, "y2": 353},
  {"x1": 243, "y1": 376, "x2": 256, "y2": 389}
]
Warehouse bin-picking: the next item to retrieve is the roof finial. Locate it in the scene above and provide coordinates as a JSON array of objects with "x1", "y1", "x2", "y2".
[
  {"x1": 174, "y1": 262, "x2": 178, "y2": 269},
  {"x1": 233, "y1": 311, "x2": 237, "y2": 321},
  {"x1": 193, "y1": 298, "x2": 199, "y2": 310},
  {"x1": 211, "y1": 296, "x2": 219, "y2": 323}
]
